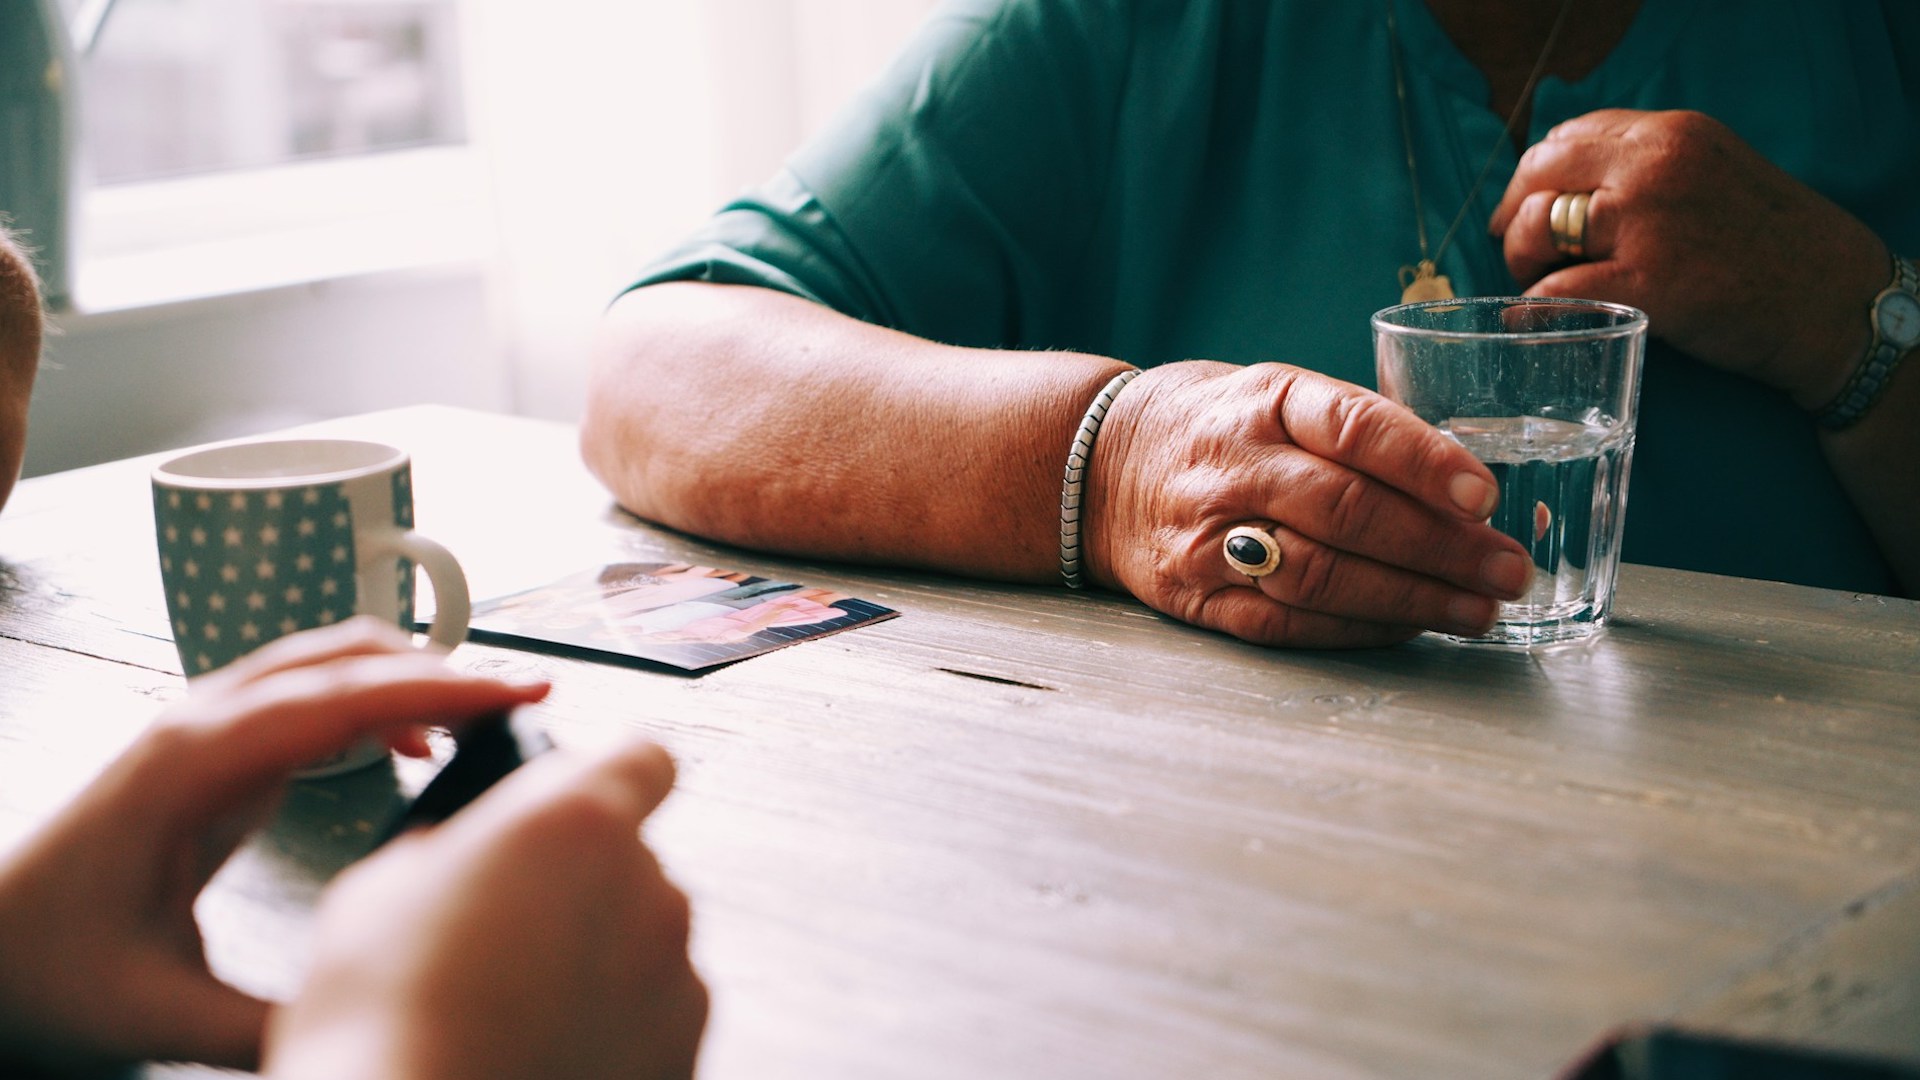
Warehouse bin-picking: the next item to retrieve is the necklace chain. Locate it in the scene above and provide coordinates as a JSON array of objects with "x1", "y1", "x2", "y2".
[{"x1": 1388, "y1": 0, "x2": 1577, "y2": 296}]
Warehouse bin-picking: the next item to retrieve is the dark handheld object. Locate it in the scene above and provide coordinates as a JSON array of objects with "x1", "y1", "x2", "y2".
[
  {"x1": 377, "y1": 709, "x2": 554, "y2": 844},
  {"x1": 1559, "y1": 1026, "x2": 1920, "y2": 1080}
]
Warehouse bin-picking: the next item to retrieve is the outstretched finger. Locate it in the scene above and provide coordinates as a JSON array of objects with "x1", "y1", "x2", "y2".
[
  {"x1": 191, "y1": 616, "x2": 418, "y2": 694},
  {"x1": 1246, "y1": 448, "x2": 1532, "y2": 598},
  {"x1": 1268, "y1": 367, "x2": 1500, "y2": 521},
  {"x1": 147, "y1": 652, "x2": 551, "y2": 808},
  {"x1": 1190, "y1": 586, "x2": 1423, "y2": 649},
  {"x1": 1523, "y1": 259, "x2": 1645, "y2": 311},
  {"x1": 1218, "y1": 522, "x2": 1505, "y2": 637}
]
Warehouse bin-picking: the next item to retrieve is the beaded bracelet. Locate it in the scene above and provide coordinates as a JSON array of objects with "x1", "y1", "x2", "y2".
[{"x1": 1059, "y1": 368, "x2": 1142, "y2": 589}]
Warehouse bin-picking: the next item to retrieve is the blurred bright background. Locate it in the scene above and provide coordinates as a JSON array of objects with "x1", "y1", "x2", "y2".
[{"x1": 19, "y1": 0, "x2": 941, "y2": 476}]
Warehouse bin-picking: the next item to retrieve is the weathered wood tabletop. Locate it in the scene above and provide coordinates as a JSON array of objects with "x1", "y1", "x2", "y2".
[{"x1": 2, "y1": 405, "x2": 1917, "y2": 1079}]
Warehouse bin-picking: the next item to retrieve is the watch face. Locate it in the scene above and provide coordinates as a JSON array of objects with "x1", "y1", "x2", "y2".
[{"x1": 1879, "y1": 288, "x2": 1920, "y2": 349}]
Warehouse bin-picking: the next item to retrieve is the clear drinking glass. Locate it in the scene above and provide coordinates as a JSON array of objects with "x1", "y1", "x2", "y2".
[{"x1": 1373, "y1": 297, "x2": 1648, "y2": 646}]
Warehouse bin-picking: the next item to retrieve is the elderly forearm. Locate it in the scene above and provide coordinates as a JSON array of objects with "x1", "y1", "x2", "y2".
[
  {"x1": 1800, "y1": 244, "x2": 1920, "y2": 597},
  {"x1": 580, "y1": 283, "x2": 1134, "y2": 582},
  {"x1": 1820, "y1": 361, "x2": 1920, "y2": 595}
]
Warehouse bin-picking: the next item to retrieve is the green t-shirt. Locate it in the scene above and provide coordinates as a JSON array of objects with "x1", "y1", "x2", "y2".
[{"x1": 634, "y1": 0, "x2": 1919, "y2": 595}]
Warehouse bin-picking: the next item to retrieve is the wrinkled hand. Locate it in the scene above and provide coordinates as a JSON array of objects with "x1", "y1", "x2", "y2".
[
  {"x1": 1490, "y1": 108, "x2": 1887, "y2": 408},
  {"x1": 263, "y1": 739, "x2": 706, "y2": 1080},
  {"x1": 1084, "y1": 361, "x2": 1534, "y2": 648},
  {"x1": 0, "y1": 618, "x2": 552, "y2": 1071}
]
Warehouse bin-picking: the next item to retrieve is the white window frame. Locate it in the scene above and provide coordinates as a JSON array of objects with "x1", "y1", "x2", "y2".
[
  {"x1": 75, "y1": 144, "x2": 490, "y2": 313},
  {"x1": 67, "y1": 0, "x2": 488, "y2": 315}
]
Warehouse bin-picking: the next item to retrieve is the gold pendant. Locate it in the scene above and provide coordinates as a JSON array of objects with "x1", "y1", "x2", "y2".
[{"x1": 1398, "y1": 260, "x2": 1455, "y2": 303}]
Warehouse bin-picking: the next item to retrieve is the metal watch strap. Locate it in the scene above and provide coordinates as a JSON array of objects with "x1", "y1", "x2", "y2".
[{"x1": 1815, "y1": 254, "x2": 1920, "y2": 432}]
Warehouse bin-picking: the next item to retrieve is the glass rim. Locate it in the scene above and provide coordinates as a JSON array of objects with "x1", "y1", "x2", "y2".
[{"x1": 1371, "y1": 296, "x2": 1648, "y2": 342}]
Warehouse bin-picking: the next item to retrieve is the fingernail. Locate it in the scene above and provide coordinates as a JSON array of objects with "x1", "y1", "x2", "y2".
[
  {"x1": 1447, "y1": 594, "x2": 1499, "y2": 635},
  {"x1": 1449, "y1": 473, "x2": 1498, "y2": 518},
  {"x1": 1482, "y1": 550, "x2": 1533, "y2": 597}
]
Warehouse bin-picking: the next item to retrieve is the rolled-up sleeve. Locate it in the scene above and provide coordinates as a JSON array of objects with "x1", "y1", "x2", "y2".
[{"x1": 628, "y1": 0, "x2": 1135, "y2": 350}]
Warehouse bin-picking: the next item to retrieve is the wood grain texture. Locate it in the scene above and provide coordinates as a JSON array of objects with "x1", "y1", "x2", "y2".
[{"x1": 3, "y1": 406, "x2": 1916, "y2": 1080}]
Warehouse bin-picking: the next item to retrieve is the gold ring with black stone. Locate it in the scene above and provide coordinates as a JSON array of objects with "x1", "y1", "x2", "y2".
[{"x1": 1223, "y1": 525, "x2": 1282, "y2": 579}]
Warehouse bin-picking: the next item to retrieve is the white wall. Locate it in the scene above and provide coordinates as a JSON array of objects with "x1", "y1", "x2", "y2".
[
  {"x1": 21, "y1": 0, "x2": 941, "y2": 477},
  {"x1": 476, "y1": 0, "x2": 943, "y2": 420}
]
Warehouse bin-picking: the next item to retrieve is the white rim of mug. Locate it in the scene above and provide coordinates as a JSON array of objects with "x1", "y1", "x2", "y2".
[
  {"x1": 1371, "y1": 296, "x2": 1648, "y2": 344},
  {"x1": 153, "y1": 439, "x2": 408, "y2": 490}
]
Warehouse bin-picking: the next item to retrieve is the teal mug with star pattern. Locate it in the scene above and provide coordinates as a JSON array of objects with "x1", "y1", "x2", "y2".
[{"x1": 152, "y1": 438, "x2": 471, "y2": 775}]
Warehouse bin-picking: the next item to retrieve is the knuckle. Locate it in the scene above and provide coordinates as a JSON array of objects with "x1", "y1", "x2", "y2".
[
  {"x1": 1427, "y1": 528, "x2": 1484, "y2": 584},
  {"x1": 1262, "y1": 363, "x2": 1322, "y2": 438},
  {"x1": 1167, "y1": 467, "x2": 1236, "y2": 522},
  {"x1": 1233, "y1": 599, "x2": 1303, "y2": 646},
  {"x1": 1412, "y1": 432, "x2": 1466, "y2": 485},
  {"x1": 1385, "y1": 578, "x2": 1435, "y2": 626},
  {"x1": 1524, "y1": 188, "x2": 1560, "y2": 224},
  {"x1": 1518, "y1": 137, "x2": 1564, "y2": 175},
  {"x1": 1125, "y1": 504, "x2": 1222, "y2": 604},
  {"x1": 1254, "y1": 607, "x2": 1302, "y2": 644},
  {"x1": 1321, "y1": 472, "x2": 1379, "y2": 539},
  {"x1": 1635, "y1": 111, "x2": 1727, "y2": 180},
  {"x1": 1157, "y1": 570, "x2": 1213, "y2": 628},
  {"x1": 138, "y1": 711, "x2": 214, "y2": 761},
  {"x1": 1658, "y1": 108, "x2": 1724, "y2": 144},
  {"x1": 1254, "y1": 360, "x2": 1305, "y2": 404},
  {"x1": 689, "y1": 973, "x2": 713, "y2": 1019},
  {"x1": 1284, "y1": 541, "x2": 1345, "y2": 612},
  {"x1": 1326, "y1": 391, "x2": 1392, "y2": 461},
  {"x1": 648, "y1": 877, "x2": 696, "y2": 949}
]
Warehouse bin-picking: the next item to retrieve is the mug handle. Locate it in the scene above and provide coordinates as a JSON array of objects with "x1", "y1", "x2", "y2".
[
  {"x1": 384, "y1": 530, "x2": 471, "y2": 651},
  {"x1": 294, "y1": 530, "x2": 470, "y2": 779}
]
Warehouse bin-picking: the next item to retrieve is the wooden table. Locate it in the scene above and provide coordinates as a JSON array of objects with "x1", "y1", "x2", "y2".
[{"x1": 3, "y1": 405, "x2": 1917, "y2": 1079}]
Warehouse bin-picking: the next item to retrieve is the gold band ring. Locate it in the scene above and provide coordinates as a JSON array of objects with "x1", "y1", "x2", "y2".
[
  {"x1": 1223, "y1": 525, "x2": 1283, "y2": 579},
  {"x1": 1550, "y1": 191, "x2": 1592, "y2": 259}
]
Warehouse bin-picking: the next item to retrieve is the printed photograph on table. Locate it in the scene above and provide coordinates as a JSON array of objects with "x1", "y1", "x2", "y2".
[{"x1": 461, "y1": 562, "x2": 898, "y2": 672}]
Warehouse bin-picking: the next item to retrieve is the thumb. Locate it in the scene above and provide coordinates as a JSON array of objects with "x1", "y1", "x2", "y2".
[
  {"x1": 1524, "y1": 261, "x2": 1641, "y2": 309},
  {"x1": 437, "y1": 737, "x2": 679, "y2": 848}
]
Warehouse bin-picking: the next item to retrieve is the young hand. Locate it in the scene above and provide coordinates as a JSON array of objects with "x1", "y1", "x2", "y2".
[
  {"x1": 0, "y1": 618, "x2": 552, "y2": 1070},
  {"x1": 262, "y1": 737, "x2": 707, "y2": 1080}
]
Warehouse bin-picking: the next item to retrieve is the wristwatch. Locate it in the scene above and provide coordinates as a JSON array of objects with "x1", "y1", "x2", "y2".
[{"x1": 1816, "y1": 253, "x2": 1920, "y2": 431}]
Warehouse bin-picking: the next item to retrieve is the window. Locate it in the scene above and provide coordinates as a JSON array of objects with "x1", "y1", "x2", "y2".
[
  {"x1": 61, "y1": 0, "x2": 486, "y2": 311},
  {"x1": 73, "y1": 0, "x2": 466, "y2": 183}
]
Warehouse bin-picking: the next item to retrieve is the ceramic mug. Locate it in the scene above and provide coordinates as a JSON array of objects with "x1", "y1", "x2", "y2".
[{"x1": 152, "y1": 438, "x2": 471, "y2": 774}]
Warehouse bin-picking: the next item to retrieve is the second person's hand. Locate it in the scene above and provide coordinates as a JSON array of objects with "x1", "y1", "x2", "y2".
[
  {"x1": 263, "y1": 737, "x2": 707, "y2": 1080},
  {"x1": 0, "y1": 618, "x2": 554, "y2": 1071}
]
